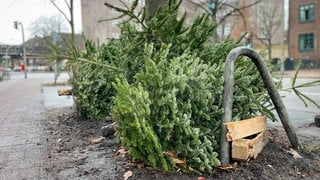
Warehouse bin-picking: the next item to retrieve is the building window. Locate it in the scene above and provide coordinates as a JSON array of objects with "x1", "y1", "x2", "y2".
[
  {"x1": 299, "y1": 4, "x2": 315, "y2": 23},
  {"x1": 224, "y1": 24, "x2": 231, "y2": 36},
  {"x1": 299, "y1": 33, "x2": 314, "y2": 52}
]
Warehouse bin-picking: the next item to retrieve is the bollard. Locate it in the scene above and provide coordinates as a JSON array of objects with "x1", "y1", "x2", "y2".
[{"x1": 220, "y1": 47, "x2": 300, "y2": 166}]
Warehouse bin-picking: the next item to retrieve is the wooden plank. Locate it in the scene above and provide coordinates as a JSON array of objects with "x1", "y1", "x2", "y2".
[
  {"x1": 248, "y1": 130, "x2": 269, "y2": 159},
  {"x1": 224, "y1": 116, "x2": 266, "y2": 141},
  {"x1": 232, "y1": 131, "x2": 269, "y2": 161},
  {"x1": 57, "y1": 89, "x2": 72, "y2": 96},
  {"x1": 231, "y1": 139, "x2": 250, "y2": 161}
]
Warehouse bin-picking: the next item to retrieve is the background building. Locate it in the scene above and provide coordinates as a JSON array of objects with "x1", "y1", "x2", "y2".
[
  {"x1": 81, "y1": 0, "x2": 285, "y2": 59},
  {"x1": 81, "y1": 0, "x2": 205, "y2": 45},
  {"x1": 0, "y1": 33, "x2": 84, "y2": 72},
  {"x1": 288, "y1": 0, "x2": 320, "y2": 67}
]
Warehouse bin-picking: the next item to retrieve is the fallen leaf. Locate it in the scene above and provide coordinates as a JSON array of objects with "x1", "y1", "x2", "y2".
[
  {"x1": 113, "y1": 147, "x2": 128, "y2": 157},
  {"x1": 219, "y1": 163, "x2": 237, "y2": 171},
  {"x1": 91, "y1": 137, "x2": 106, "y2": 143},
  {"x1": 87, "y1": 136, "x2": 106, "y2": 143},
  {"x1": 172, "y1": 157, "x2": 186, "y2": 165},
  {"x1": 164, "y1": 151, "x2": 186, "y2": 166},
  {"x1": 198, "y1": 176, "x2": 206, "y2": 180},
  {"x1": 87, "y1": 137, "x2": 94, "y2": 143},
  {"x1": 123, "y1": 170, "x2": 133, "y2": 180},
  {"x1": 164, "y1": 151, "x2": 178, "y2": 158},
  {"x1": 287, "y1": 148, "x2": 303, "y2": 159},
  {"x1": 57, "y1": 89, "x2": 72, "y2": 96}
]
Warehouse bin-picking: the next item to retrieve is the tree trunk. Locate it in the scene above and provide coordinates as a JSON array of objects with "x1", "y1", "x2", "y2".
[
  {"x1": 69, "y1": 0, "x2": 75, "y2": 43},
  {"x1": 210, "y1": 0, "x2": 220, "y2": 42},
  {"x1": 268, "y1": 39, "x2": 272, "y2": 60}
]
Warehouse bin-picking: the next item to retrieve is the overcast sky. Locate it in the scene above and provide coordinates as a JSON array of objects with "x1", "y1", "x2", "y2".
[{"x1": 0, "y1": 0, "x2": 82, "y2": 45}]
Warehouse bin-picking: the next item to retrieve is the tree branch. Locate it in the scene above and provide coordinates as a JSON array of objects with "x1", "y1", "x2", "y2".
[
  {"x1": 50, "y1": 0, "x2": 70, "y2": 22},
  {"x1": 104, "y1": 1, "x2": 147, "y2": 29},
  {"x1": 218, "y1": 0, "x2": 262, "y2": 24}
]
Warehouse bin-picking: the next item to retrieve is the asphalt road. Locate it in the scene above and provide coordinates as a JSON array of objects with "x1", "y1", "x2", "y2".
[{"x1": 269, "y1": 77, "x2": 320, "y2": 142}]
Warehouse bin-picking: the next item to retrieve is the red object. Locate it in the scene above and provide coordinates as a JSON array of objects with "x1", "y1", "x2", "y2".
[{"x1": 21, "y1": 64, "x2": 25, "y2": 71}]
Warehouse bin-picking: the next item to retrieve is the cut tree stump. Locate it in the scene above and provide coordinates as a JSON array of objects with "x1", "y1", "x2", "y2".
[
  {"x1": 57, "y1": 89, "x2": 72, "y2": 96},
  {"x1": 224, "y1": 116, "x2": 268, "y2": 161}
]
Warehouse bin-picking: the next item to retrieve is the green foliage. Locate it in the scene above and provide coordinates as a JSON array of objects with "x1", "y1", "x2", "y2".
[
  {"x1": 132, "y1": 43, "x2": 222, "y2": 172},
  {"x1": 112, "y1": 78, "x2": 170, "y2": 170},
  {"x1": 68, "y1": 0, "x2": 275, "y2": 174},
  {"x1": 70, "y1": 40, "x2": 120, "y2": 120}
]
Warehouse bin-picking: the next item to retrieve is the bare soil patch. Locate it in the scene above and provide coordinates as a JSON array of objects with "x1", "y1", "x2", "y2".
[{"x1": 42, "y1": 108, "x2": 320, "y2": 179}]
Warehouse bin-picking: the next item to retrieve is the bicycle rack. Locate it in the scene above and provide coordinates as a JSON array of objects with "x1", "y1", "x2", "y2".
[{"x1": 220, "y1": 47, "x2": 300, "y2": 166}]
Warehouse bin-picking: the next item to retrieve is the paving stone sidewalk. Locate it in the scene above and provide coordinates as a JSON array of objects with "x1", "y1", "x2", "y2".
[{"x1": 0, "y1": 73, "x2": 72, "y2": 180}]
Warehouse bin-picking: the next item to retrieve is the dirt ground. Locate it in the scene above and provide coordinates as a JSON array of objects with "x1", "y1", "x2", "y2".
[{"x1": 42, "y1": 108, "x2": 320, "y2": 180}]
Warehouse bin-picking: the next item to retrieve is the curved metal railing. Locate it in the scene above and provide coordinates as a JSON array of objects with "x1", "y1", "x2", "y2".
[{"x1": 220, "y1": 47, "x2": 300, "y2": 166}]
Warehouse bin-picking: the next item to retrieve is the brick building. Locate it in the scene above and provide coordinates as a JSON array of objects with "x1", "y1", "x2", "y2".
[
  {"x1": 288, "y1": 0, "x2": 320, "y2": 62},
  {"x1": 230, "y1": 0, "x2": 283, "y2": 46}
]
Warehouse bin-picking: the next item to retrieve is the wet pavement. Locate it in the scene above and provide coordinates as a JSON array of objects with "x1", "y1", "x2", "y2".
[
  {"x1": 268, "y1": 70, "x2": 320, "y2": 145},
  {"x1": 0, "y1": 72, "x2": 72, "y2": 179}
]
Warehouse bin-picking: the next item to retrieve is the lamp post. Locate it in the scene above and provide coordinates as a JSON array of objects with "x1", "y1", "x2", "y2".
[{"x1": 14, "y1": 21, "x2": 27, "y2": 79}]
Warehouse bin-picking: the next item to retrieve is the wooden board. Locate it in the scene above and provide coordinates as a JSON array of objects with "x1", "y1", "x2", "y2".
[
  {"x1": 57, "y1": 89, "x2": 72, "y2": 96},
  {"x1": 232, "y1": 130, "x2": 269, "y2": 161},
  {"x1": 224, "y1": 116, "x2": 266, "y2": 141}
]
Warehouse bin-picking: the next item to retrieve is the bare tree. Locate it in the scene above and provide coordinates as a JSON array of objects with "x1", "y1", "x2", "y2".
[
  {"x1": 28, "y1": 14, "x2": 69, "y2": 37},
  {"x1": 255, "y1": 0, "x2": 282, "y2": 60},
  {"x1": 45, "y1": 0, "x2": 76, "y2": 84},
  {"x1": 187, "y1": 0, "x2": 262, "y2": 41},
  {"x1": 188, "y1": 0, "x2": 262, "y2": 24},
  {"x1": 49, "y1": 0, "x2": 75, "y2": 43}
]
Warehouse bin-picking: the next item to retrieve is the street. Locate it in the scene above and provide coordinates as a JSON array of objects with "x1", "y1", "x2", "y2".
[
  {"x1": 0, "y1": 71, "x2": 72, "y2": 179},
  {"x1": 269, "y1": 77, "x2": 320, "y2": 142}
]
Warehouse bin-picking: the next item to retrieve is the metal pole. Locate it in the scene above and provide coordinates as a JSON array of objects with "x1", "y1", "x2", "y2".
[
  {"x1": 20, "y1": 22, "x2": 27, "y2": 79},
  {"x1": 220, "y1": 47, "x2": 300, "y2": 166}
]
